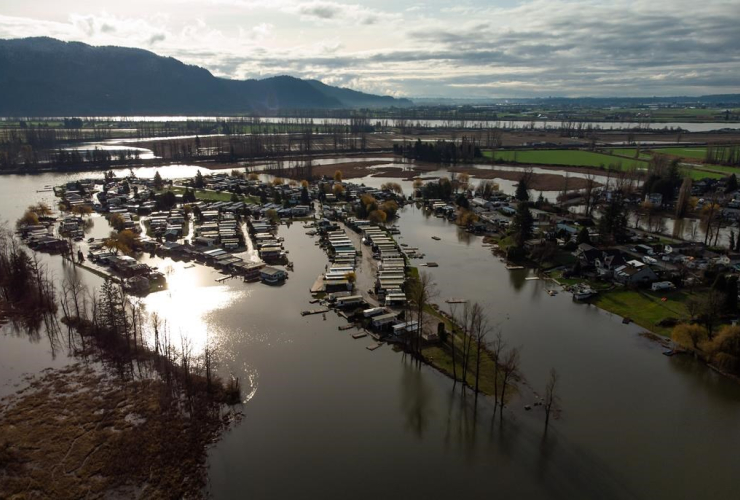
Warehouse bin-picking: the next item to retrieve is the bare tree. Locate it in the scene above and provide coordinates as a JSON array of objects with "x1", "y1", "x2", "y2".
[
  {"x1": 499, "y1": 347, "x2": 521, "y2": 413},
  {"x1": 583, "y1": 173, "x2": 597, "y2": 216},
  {"x1": 544, "y1": 368, "x2": 559, "y2": 431},
  {"x1": 408, "y1": 271, "x2": 437, "y2": 358},
  {"x1": 489, "y1": 330, "x2": 506, "y2": 410},
  {"x1": 470, "y1": 303, "x2": 491, "y2": 405}
]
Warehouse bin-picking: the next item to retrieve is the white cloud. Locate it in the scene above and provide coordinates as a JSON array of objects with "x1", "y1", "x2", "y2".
[{"x1": 0, "y1": 0, "x2": 739, "y2": 97}]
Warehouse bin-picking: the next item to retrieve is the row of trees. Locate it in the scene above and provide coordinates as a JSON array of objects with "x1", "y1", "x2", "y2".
[
  {"x1": 60, "y1": 275, "x2": 241, "y2": 404},
  {"x1": 406, "y1": 271, "x2": 559, "y2": 428},
  {"x1": 394, "y1": 138, "x2": 482, "y2": 163},
  {"x1": 0, "y1": 227, "x2": 58, "y2": 329}
]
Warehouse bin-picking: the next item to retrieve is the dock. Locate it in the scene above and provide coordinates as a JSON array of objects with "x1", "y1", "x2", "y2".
[
  {"x1": 339, "y1": 324, "x2": 356, "y2": 331},
  {"x1": 366, "y1": 342, "x2": 382, "y2": 351},
  {"x1": 445, "y1": 298, "x2": 467, "y2": 304},
  {"x1": 301, "y1": 308, "x2": 330, "y2": 316},
  {"x1": 505, "y1": 265, "x2": 525, "y2": 270},
  {"x1": 351, "y1": 332, "x2": 368, "y2": 339}
]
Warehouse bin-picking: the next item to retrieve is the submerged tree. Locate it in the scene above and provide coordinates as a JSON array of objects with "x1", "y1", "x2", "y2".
[
  {"x1": 544, "y1": 368, "x2": 559, "y2": 432},
  {"x1": 407, "y1": 271, "x2": 437, "y2": 357}
]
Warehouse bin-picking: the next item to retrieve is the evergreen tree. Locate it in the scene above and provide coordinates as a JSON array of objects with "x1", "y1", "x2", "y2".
[
  {"x1": 726, "y1": 174, "x2": 738, "y2": 193},
  {"x1": 515, "y1": 179, "x2": 530, "y2": 202},
  {"x1": 194, "y1": 170, "x2": 205, "y2": 189},
  {"x1": 153, "y1": 170, "x2": 163, "y2": 191},
  {"x1": 301, "y1": 186, "x2": 310, "y2": 205},
  {"x1": 577, "y1": 226, "x2": 591, "y2": 245},
  {"x1": 598, "y1": 196, "x2": 628, "y2": 243},
  {"x1": 456, "y1": 193, "x2": 469, "y2": 209},
  {"x1": 511, "y1": 202, "x2": 534, "y2": 248}
]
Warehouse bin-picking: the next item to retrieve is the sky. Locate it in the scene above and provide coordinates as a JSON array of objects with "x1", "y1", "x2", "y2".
[{"x1": 1, "y1": 0, "x2": 739, "y2": 98}]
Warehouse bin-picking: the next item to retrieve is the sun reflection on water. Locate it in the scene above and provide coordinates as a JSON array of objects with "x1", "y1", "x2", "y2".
[{"x1": 140, "y1": 264, "x2": 244, "y2": 354}]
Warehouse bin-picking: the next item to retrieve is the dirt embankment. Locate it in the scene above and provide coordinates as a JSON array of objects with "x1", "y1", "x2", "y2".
[
  {"x1": 304, "y1": 161, "x2": 395, "y2": 179},
  {"x1": 0, "y1": 364, "x2": 241, "y2": 499},
  {"x1": 447, "y1": 167, "x2": 601, "y2": 191}
]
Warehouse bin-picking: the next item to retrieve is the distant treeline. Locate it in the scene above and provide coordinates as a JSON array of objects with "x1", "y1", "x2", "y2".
[
  {"x1": 705, "y1": 144, "x2": 740, "y2": 166},
  {"x1": 394, "y1": 138, "x2": 482, "y2": 163}
]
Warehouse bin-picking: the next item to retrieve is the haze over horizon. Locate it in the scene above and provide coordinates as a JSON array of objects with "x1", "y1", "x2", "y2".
[{"x1": 1, "y1": 0, "x2": 739, "y2": 99}]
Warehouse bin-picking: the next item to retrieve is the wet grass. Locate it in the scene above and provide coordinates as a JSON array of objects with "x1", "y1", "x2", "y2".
[
  {"x1": 420, "y1": 304, "x2": 510, "y2": 398},
  {"x1": 590, "y1": 288, "x2": 699, "y2": 336}
]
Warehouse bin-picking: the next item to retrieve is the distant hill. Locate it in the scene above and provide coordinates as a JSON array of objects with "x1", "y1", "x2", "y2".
[{"x1": 0, "y1": 37, "x2": 412, "y2": 116}]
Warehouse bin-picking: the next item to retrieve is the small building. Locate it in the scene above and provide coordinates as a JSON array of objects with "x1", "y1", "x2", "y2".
[
  {"x1": 371, "y1": 312, "x2": 398, "y2": 329},
  {"x1": 335, "y1": 295, "x2": 364, "y2": 308},
  {"x1": 260, "y1": 266, "x2": 287, "y2": 285}
]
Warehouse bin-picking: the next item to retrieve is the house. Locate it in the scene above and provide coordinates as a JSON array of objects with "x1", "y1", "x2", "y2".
[
  {"x1": 614, "y1": 261, "x2": 658, "y2": 285},
  {"x1": 260, "y1": 266, "x2": 287, "y2": 285},
  {"x1": 595, "y1": 249, "x2": 628, "y2": 277},
  {"x1": 575, "y1": 243, "x2": 600, "y2": 267}
]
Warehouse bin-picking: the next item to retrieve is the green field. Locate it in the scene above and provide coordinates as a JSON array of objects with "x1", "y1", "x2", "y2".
[
  {"x1": 591, "y1": 288, "x2": 699, "y2": 336},
  {"x1": 606, "y1": 148, "x2": 653, "y2": 160},
  {"x1": 484, "y1": 149, "x2": 648, "y2": 170},
  {"x1": 486, "y1": 147, "x2": 732, "y2": 180}
]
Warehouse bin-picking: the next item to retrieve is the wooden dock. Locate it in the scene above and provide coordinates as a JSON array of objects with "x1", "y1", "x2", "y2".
[
  {"x1": 366, "y1": 342, "x2": 382, "y2": 351},
  {"x1": 339, "y1": 324, "x2": 356, "y2": 331},
  {"x1": 301, "y1": 308, "x2": 330, "y2": 316},
  {"x1": 351, "y1": 332, "x2": 368, "y2": 339},
  {"x1": 505, "y1": 265, "x2": 525, "y2": 270}
]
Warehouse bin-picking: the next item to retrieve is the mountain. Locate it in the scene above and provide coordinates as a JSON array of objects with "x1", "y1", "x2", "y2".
[{"x1": 0, "y1": 37, "x2": 411, "y2": 116}]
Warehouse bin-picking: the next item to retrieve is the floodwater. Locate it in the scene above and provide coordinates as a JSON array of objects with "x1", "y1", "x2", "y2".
[{"x1": 2, "y1": 168, "x2": 740, "y2": 499}]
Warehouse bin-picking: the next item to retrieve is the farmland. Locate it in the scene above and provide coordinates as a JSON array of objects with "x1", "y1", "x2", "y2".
[{"x1": 483, "y1": 149, "x2": 648, "y2": 170}]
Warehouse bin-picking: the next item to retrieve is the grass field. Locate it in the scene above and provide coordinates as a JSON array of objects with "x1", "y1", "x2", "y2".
[
  {"x1": 590, "y1": 288, "x2": 698, "y2": 336},
  {"x1": 485, "y1": 146, "x2": 731, "y2": 180},
  {"x1": 483, "y1": 149, "x2": 647, "y2": 170},
  {"x1": 606, "y1": 148, "x2": 653, "y2": 160}
]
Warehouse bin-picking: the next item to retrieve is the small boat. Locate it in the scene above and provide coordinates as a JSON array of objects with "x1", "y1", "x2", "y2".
[
  {"x1": 445, "y1": 298, "x2": 468, "y2": 304},
  {"x1": 432, "y1": 236, "x2": 441, "y2": 241},
  {"x1": 572, "y1": 287, "x2": 596, "y2": 301},
  {"x1": 547, "y1": 289, "x2": 558, "y2": 296},
  {"x1": 425, "y1": 262, "x2": 439, "y2": 267}
]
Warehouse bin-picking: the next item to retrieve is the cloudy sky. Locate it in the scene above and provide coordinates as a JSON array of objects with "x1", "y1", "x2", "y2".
[{"x1": 1, "y1": 0, "x2": 739, "y2": 98}]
